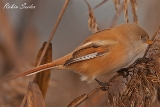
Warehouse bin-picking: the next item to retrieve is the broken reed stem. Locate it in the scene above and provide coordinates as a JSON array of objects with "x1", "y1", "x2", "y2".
[
  {"x1": 143, "y1": 26, "x2": 160, "y2": 58},
  {"x1": 37, "y1": 0, "x2": 70, "y2": 66},
  {"x1": 151, "y1": 26, "x2": 160, "y2": 41}
]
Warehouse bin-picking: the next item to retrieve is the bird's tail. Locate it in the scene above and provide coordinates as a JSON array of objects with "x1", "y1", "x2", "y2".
[{"x1": 6, "y1": 54, "x2": 71, "y2": 81}]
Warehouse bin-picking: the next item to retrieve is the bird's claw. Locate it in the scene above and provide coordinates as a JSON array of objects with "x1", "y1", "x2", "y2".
[
  {"x1": 117, "y1": 68, "x2": 129, "y2": 78},
  {"x1": 95, "y1": 79, "x2": 109, "y2": 91}
]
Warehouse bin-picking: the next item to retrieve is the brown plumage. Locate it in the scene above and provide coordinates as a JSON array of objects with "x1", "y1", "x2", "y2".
[{"x1": 8, "y1": 23, "x2": 152, "y2": 82}]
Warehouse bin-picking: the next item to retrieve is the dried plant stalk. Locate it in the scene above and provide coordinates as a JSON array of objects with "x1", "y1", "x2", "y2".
[
  {"x1": 144, "y1": 26, "x2": 160, "y2": 57},
  {"x1": 37, "y1": 0, "x2": 70, "y2": 67},
  {"x1": 93, "y1": 0, "x2": 109, "y2": 9},
  {"x1": 124, "y1": 0, "x2": 129, "y2": 23},
  {"x1": 85, "y1": 0, "x2": 99, "y2": 33},
  {"x1": 118, "y1": 59, "x2": 159, "y2": 107},
  {"x1": 94, "y1": 0, "x2": 138, "y2": 24},
  {"x1": 113, "y1": 0, "x2": 120, "y2": 13},
  {"x1": 130, "y1": 0, "x2": 138, "y2": 24}
]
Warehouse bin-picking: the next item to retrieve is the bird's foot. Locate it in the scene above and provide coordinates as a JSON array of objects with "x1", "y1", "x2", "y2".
[
  {"x1": 95, "y1": 79, "x2": 109, "y2": 91},
  {"x1": 117, "y1": 68, "x2": 129, "y2": 78}
]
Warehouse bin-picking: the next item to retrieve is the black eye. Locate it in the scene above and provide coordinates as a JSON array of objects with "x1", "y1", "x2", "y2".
[
  {"x1": 140, "y1": 36, "x2": 145, "y2": 40},
  {"x1": 140, "y1": 35, "x2": 147, "y2": 41}
]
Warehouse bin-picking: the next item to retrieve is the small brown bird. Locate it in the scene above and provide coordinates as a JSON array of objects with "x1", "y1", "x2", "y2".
[{"x1": 8, "y1": 23, "x2": 152, "y2": 82}]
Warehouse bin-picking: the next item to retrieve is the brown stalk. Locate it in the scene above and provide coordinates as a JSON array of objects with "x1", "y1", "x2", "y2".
[
  {"x1": 37, "y1": 0, "x2": 70, "y2": 67},
  {"x1": 130, "y1": 0, "x2": 138, "y2": 24},
  {"x1": 124, "y1": 0, "x2": 129, "y2": 23},
  {"x1": 93, "y1": 0, "x2": 109, "y2": 9},
  {"x1": 94, "y1": 0, "x2": 138, "y2": 24},
  {"x1": 84, "y1": 0, "x2": 99, "y2": 33},
  {"x1": 143, "y1": 26, "x2": 160, "y2": 58},
  {"x1": 113, "y1": 0, "x2": 120, "y2": 13}
]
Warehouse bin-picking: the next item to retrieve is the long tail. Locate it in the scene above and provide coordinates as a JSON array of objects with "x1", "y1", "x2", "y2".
[{"x1": 6, "y1": 54, "x2": 72, "y2": 81}]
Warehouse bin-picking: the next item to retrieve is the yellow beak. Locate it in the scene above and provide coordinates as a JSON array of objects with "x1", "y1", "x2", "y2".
[{"x1": 146, "y1": 39, "x2": 153, "y2": 45}]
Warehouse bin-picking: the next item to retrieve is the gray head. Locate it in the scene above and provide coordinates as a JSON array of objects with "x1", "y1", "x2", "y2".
[{"x1": 117, "y1": 23, "x2": 150, "y2": 44}]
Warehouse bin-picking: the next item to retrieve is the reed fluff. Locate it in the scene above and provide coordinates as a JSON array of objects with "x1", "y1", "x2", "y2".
[{"x1": 108, "y1": 34, "x2": 160, "y2": 107}]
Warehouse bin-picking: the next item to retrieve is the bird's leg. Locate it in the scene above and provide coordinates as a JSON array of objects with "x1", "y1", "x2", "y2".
[
  {"x1": 117, "y1": 68, "x2": 129, "y2": 78},
  {"x1": 95, "y1": 78, "x2": 109, "y2": 91}
]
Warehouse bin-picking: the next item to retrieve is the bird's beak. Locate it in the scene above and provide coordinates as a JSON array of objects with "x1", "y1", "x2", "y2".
[{"x1": 146, "y1": 39, "x2": 153, "y2": 45}]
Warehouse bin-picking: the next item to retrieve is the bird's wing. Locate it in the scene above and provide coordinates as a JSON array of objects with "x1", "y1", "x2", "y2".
[{"x1": 64, "y1": 40, "x2": 117, "y2": 66}]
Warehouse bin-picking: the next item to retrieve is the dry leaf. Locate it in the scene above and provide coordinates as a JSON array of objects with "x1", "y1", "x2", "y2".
[
  {"x1": 21, "y1": 42, "x2": 52, "y2": 107},
  {"x1": 26, "y1": 82, "x2": 46, "y2": 107},
  {"x1": 67, "y1": 88, "x2": 100, "y2": 107},
  {"x1": 34, "y1": 42, "x2": 52, "y2": 98}
]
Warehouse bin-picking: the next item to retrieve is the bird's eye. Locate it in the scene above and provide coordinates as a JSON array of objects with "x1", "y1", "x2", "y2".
[
  {"x1": 140, "y1": 35, "x2": 145, "y2": 40},
  {"x1": 140, "y1": 35, "x2": 147, "y2": 41}
]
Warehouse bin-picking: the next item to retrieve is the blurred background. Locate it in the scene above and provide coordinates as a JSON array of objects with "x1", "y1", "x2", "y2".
[{"x1": 0, "y1": 0, "x2": 160, "y2": 107}]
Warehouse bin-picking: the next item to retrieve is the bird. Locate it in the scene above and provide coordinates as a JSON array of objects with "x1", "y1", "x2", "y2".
[{"x1": 7, "y1": 23, "x2": 152, "y2": 82}]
